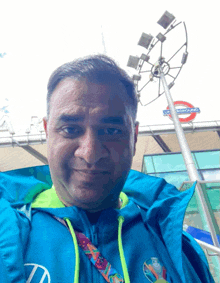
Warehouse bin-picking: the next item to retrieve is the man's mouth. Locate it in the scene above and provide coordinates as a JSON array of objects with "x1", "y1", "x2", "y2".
[{"x1": 73, "y1": 169, "x2": 110, "y2": 176}]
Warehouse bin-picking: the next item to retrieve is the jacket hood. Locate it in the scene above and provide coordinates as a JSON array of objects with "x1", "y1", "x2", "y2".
[{"x1": 0, "y1": 165, "x2": 194, "y2": 207}]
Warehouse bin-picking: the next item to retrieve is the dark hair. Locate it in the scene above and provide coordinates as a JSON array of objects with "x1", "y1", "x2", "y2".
[{"x1": 47, "y1": 54, "x2": 138, "y2": 121}]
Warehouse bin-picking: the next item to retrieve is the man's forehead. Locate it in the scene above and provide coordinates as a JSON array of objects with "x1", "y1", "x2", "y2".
[
  {"x1": 56, "y1": 104, "x2": 128, "y2": 124},
  {"x1": 52, "y1": 77, "x2": 128, "y2": 105},
  {"x1": 50, "y1": 78, "x2": 131, "y2": 119}
]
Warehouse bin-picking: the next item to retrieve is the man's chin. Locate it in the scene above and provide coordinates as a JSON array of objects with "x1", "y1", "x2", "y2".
[
  {"x1": 66, "y1": 184, "x2": 118, "y2": 210},
  {"x1": 75, "y1": 197, "x2": 118, "y2": 212},
  {"x1": 70, "y1": 169, "x2": 112, "y2": 185}
]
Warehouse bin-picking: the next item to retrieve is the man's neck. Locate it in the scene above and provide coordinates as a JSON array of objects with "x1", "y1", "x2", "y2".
[
  {"x1": 85, "y1": 198, "x2": 121, "y2": 224},
  {"x1": 86, "y1": 211, "x2": 102, "y2": 224}
]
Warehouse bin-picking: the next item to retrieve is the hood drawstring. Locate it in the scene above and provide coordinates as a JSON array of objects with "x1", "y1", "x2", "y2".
[
  {"x1": 65, "y1": 218, "x2": 80, "y2": 283},
  {"x1": 32, "y1": 187, "x2": 130, "y2": 282},
  {"x1": 65, "y1": 216, "x2": 130, "y2": 283},
  {"x1": 118, "y1": 216, "x2": 130, "y2": 283}
]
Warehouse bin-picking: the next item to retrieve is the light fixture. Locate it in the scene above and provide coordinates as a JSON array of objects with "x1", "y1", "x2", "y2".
[
  {"x1": 157, "y1": 11, "x2": 175, "y2": 29},
  {"x1": 156, "y1": 33, "x2": 166, "y2": 43},
  {"x1": 168, "y1": 82, "x2": 174, "y2": 89},
  {"x1": 140, "y1": 54, "x2": 150, "y2": 62},
  {"x1": 138, "y1": 33, "x2": 153, "y2": 49},
  {"x1": 132, "y1": 74, "x2": 141, "y2": 81},
  {"x1": 181, "y1": 52, "x2": 188, "y2": 64},
  {"x1": 127, "y1": 56, "x2": 140, "y2": 69}
]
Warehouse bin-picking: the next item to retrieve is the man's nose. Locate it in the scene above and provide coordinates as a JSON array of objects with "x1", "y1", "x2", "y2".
[{"x1": 74, "y1": 130, "x2": 109, "y2": 164}]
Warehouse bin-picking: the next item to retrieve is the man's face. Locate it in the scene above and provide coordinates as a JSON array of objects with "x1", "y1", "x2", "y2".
[{"x1": 44, "y1": 78, "x2": 138, "y2": 212}]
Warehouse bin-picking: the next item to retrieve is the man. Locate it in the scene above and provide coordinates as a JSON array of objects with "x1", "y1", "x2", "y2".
[
  {"x1": 43, "y1": 55, "x2": 139, "y2": 217},
  {"x1": 0, "y1": 55, "x2": 214, "y2": 283}
]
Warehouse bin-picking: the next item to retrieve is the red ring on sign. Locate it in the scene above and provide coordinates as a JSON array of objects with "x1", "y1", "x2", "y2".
[{"x1": 166, "y1": 101, "x2": 197, "y2": 123}]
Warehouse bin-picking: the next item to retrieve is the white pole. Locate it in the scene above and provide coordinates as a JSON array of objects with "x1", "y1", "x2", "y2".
[{"x1": 160, "y1": 69, "x2": 220, "y2": 248}]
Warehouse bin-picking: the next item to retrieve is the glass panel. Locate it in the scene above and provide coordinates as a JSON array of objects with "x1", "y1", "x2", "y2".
[
  {"x1": 194, "y1": 150, "x2": 220, "y2": 170},
  {"x1": 152, "y1": 153, "x2": 187, "y2": 173},
  {"x1": 191, "y1": 153, "x2": 199, "y2": 169},
  {"x1": 142, "y1": 158, "x2": 147, "y2": 174},
  {"x1": 183, "y1": 233, "x2": 220, "y2": 282},
  {"x1": 207, "y1": 186, "x2": 220, "y2": 212},
  {"x1": 183, "y1": 181, "x2": 220, "y2": 283},
  {"x1": 201, "y1": 169, "x2": 220, "y2": 181},
  {"x1": 184, "y1": 182, "x2": 220, "y2": 242},
  {"x1": 201, "y1": 248, "x2": 220, "y2": 283},
  {"x1": 154, "y1": 171, "x2": 189, "y2": 188},
  {"x1": 184, "y1": 190, "x2": 211, "y2": 243},
  {"x1": 184, "y1": 193, "x2": 205, "y2": 231},
  {"x1": 143, "y1": 156, "x2": 155, "y2": 174},
  {"x1": 201, "y1": 182, "x2": 220, "y2": 231}
]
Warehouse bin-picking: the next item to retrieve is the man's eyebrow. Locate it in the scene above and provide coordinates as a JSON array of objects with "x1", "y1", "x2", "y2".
[
  {"x1": 57, "y1": 115, "x2": 124, "y2": 124},
  {"x1": 58, "y1": 114, "x2": 84, "y2": 123},
  {"x1": 100, "y1": 116, "x2": 124, "y2": 124}
]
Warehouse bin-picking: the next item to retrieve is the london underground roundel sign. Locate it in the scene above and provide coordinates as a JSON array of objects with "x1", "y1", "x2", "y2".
[{"x1": 163, "y1": 101, "x2": 200, "y2": 123}]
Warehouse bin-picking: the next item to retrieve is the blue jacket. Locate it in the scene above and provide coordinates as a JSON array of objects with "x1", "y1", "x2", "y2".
[{"x1": 0, "y1": 165, "x2": 214, "y2": 283}]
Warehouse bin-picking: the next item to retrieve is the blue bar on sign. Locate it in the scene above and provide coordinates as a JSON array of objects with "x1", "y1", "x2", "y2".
[{"x1": 163, "y1": 108, "x2": 200, "y2": 116}]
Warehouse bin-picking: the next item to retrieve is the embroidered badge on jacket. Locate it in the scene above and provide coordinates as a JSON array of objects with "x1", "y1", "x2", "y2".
[{"x1": 143, "y1": 257, "x2": 168, "y2": 283}]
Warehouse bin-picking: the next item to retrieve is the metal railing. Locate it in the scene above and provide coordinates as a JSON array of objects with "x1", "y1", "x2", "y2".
[
  {"x1": 181, "y1": 180, "x2": 220, "y2": 282},
  {"x1": 196, "y1": 239, "x2": 220, "y2": 256}
]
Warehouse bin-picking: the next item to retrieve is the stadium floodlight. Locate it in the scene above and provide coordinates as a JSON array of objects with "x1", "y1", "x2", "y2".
[
  {"x1": 140, "y1": 54, "x2": 150, "y2": 62},
  {"x1": 181, "y1": 52, "x2": 188, "y2": 64},
  {"x1": 156, "y1": 33, "x2": 166, "y2": 43},
  {"x1": 127, "y1": 13, "x2": 220, "y2": 249},
  {"x1": 138, "y1": 33, "x2": 153, "y2": 49},
  {"x1": 132, "y1": 74, "x2": 141, "y2": 81},
  {"x1": 127, "y1": 55, "x2": 140, "y2": 69},
  {"x1": 157, "y1": 11, "x2": 175, "y2": 29}
]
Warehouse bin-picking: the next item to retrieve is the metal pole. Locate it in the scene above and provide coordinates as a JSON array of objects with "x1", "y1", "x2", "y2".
[{"x1": 160, "y1": 68, "x2": 220, "y2": 248}]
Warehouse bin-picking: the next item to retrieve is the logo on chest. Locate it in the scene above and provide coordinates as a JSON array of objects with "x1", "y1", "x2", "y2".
[
  {"x1": 24, "y1": 263, "x2": 51, "y2": 283},
  {"x1": 143, "y1": 257, "x2": 168, "y2": 283}
]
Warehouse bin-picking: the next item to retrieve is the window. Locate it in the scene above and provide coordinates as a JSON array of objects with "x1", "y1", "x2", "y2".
[{"x1": 142, "y1": 150, "x2": 220, "y2": 188}]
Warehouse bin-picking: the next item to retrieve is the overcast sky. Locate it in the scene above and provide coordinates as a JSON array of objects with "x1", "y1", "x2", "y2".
[{"x1": 0, "y1": 0, "x2": 219, "y2": 130}]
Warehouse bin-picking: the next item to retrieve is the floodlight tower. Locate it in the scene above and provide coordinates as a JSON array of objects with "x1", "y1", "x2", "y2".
[{"x1": 127, "y1": 11, "x2": 220, "y2": 248}]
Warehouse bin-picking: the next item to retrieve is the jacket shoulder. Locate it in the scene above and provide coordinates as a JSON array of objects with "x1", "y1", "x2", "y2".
[
  {"x1": 0, "y1": 165, "x2": 52, "y2": 205},
  {"x1": 0, "y1": 197, "x2": 30, "y2": 282},
  {"x1": 182, "y1": 231, "x2": 215, "y2": 283}
]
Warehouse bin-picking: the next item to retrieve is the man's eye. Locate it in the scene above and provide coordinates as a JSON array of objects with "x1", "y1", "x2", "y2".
[
  {"x1": 101, "y1": 128, "x2": 122, "y2": 135},
  {"x1": 61, "y1": 126, "x2": 82, "y2": 136}
]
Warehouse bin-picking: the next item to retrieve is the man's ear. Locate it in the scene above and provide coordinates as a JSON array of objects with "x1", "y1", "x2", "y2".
[
  {"x1": 133, "y1": 121, "x2": 139, "y2": 156},
  {"x1": 43, "y1": 117, "x2": 48, "y2": 138}
]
